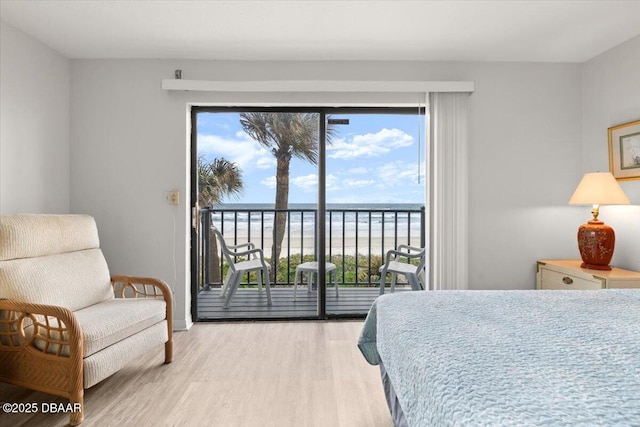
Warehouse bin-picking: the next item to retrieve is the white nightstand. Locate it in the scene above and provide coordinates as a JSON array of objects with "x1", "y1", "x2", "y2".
[{"x1": 536, "y1": 259, "x2": 640, "y2": 290}]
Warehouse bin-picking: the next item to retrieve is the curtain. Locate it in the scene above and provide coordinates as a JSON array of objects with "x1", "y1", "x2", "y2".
[{"x1": 429, "y1": 92, "x2": 470, "y2": 290}]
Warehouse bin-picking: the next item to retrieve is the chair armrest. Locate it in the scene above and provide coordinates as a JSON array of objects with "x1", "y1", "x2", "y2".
[
  {"x1": 385, "y1": 245, "x2": 425, "y2": 265},
  {"x1": 227, "y1": 242, "x2": 256, "y2": 251},
  {"x1": 111, "y1": 275, "x2": 171, "y2": 300},
  {"x1": 110, "y1": 276, "x2": 173, "y2": 332},
  {"x1": 385, "y1": 249, "x2": 424, "y2": 264},
  {"x1": 229, "y1": 247, "x2": 263, "y2": 259},
  {"x1": 228, "y1": 243, "x2": 259, "y2": 259},
  {"x1": 229, "y1": 248, "x2": 270, "y2": 269},
  {"x1": 0, "y1": 299, "x2": 83, "y2": 359},
  {"x1": 0, "y1": 299, "x2": 85, "y2": 424},
  {"x1": 397, "y1": 244, "x2": 424, "y2": 254}
]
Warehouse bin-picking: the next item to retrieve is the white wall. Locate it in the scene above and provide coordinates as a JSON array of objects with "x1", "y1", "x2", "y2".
[
  {"x1": 582, "y1": 35, "x2": 640, "y2": 272},
  {"x1": 70, "y1": 60, "x2": 192, "y2": 329},
  {"x1": 69, "y1": 59, "x2": 584, "y2": 327},
  {"x1": 466, "y1": 63, "x2": 584, "y2": 289},
  {"x1": 0, "y1": 20, "x2": 70, "y2": 214}
]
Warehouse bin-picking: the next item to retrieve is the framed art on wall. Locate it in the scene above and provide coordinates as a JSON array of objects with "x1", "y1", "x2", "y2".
[{"x1": 609, "y1": 119, "x2": 640, "y2": 181}]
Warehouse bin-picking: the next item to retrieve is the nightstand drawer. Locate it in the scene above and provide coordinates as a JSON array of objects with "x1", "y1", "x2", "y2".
[
  {"x1": 537, "y1": 260, "x2": 640, "y2": 290},
  {"x1": 540, "y1": 268, "x2": 603, "y2": 290}
]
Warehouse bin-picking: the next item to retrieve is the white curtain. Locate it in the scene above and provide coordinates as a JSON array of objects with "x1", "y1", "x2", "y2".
[{"x1": 429, "y1": 92, "x2": 470, "y2": 290}]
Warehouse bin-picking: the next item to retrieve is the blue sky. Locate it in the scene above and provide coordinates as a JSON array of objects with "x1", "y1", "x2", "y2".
[{"x1": 197, "y1": 112, "x2": 425, "y2": 204}]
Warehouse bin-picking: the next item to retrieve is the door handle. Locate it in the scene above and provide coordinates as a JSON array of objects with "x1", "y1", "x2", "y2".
[{"x1": 192, "y1": 206, "x2": 199, "y2": 234}]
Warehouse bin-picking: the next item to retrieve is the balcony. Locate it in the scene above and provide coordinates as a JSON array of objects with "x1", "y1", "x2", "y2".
[{"x1": 196, "y1": 204, "x2": 425, "y2": 319}]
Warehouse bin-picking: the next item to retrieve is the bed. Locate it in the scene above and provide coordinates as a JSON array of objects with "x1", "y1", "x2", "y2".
[{"x1": 358, "y1": 289, "x2": 640, "y2": 426}]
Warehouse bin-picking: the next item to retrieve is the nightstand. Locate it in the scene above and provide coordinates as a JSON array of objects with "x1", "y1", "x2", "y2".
[{"x1": 536, "y1": 259, "x2": 640, "y2": 290}]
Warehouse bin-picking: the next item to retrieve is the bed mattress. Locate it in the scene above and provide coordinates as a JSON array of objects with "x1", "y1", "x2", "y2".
[{"x1": 358, "y1": 289, "x2": 640, "y2": 426}]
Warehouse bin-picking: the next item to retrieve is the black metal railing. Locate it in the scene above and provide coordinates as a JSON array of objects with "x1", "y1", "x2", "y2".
[{"x1": 197, "y1": 205, "x2": 425, "y2": 290}]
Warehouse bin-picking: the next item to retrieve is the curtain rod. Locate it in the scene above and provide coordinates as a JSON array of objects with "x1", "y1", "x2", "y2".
[{"x1": 161, "y1": 79, "x2": 474, "y2": 93}]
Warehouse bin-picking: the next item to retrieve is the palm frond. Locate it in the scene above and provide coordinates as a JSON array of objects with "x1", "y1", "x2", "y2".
[
  {"x1": 240, "y1": 112, "x2": 322, "y2": 165},
  {"x1": 197, "y1": 156, "x2": 244, "y2": 207}
]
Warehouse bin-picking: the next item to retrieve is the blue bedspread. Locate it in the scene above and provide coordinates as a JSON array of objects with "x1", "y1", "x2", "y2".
[{"x1": 358, "y1": 290, "x2": 640, "y2": 426}]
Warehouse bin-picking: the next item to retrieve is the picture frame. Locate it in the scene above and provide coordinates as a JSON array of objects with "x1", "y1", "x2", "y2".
[{"x1": 608, "y1": 119, "x2": 640, "y2": 181}]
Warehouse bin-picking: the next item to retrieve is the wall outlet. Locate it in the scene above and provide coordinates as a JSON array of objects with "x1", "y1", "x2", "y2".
[{"x1": 168, "y1": 190, "x2": 180, "y2": 205}]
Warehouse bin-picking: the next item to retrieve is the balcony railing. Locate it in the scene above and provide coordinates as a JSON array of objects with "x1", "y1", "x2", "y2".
[{"x1": 197, "y1": 205, "x2": 425, "y2": 290}]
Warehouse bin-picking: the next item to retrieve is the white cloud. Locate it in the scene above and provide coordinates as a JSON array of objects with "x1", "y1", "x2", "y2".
[
  {"x1": 327, "y1": 128, "x2": 413, "y2": 159},
  {"x1": 374, "y1": 160, "x2": 425, "y2": 187},
  {"x1": 347, "y1": 167, "x2": 370, "y2": 174},
  {"x1": 291, "y1": 174, "x2": 318, "y2": 192},
  {"x1": 342, "y1": 178, "x2": 375, "y2": 188},
  {"x1": 255, "y1": 156, "x2": 276, "y2": 169},
  {"x1": 287, "y1": 173, "x2": 339, "y2": 192},
  {"x1": 326, "y1": 174, "x2": 339, "y2": 191},
  {"x1": 260, "y1": 176, "x2": 276, "y2": 189},
  {"x1": 197, "y1": 132, "x2": 275, "y2": 171}
]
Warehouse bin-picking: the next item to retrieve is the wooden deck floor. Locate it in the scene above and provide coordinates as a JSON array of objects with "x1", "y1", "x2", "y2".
[{"x1": 197, "y1": 285, "x2": 409, "y2": 320}]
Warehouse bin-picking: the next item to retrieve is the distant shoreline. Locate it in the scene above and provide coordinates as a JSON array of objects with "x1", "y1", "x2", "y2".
[
  {"x1": 207, "y1": 203, "x2": 425, "y2": 254},
  {"x1": 212, "y1": 203, "x2": 425, "y2": 209},
  {"x1": 215, "y1": 233, "x2": 422, "y2": 256}
]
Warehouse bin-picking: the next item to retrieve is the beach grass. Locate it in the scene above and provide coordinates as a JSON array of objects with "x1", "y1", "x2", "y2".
[{"x1": 207, "y1": 252, "x2": 419, "y2": 288}]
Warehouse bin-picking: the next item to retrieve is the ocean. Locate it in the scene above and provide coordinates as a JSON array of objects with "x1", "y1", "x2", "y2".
[
  {"x1": 208, "y1": 203, "x2": 424, "y2": 251},
  {"x1": 214, "y1": 203, "x2": 424, "y2": 211}
]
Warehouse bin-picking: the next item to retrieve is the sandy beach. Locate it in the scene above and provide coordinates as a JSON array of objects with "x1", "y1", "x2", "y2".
[
  {"x1": 211, "y1": 206, "x2": 424, "y2": 256},
  {"x1": 215, "y1": 233, "x2": 422, "y2": 256}
]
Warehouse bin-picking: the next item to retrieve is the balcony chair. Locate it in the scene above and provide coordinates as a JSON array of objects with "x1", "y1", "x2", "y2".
[
  {"x1": 211, "y1": 227, "x2": 272, "y2": 308},
  {"x1": 0, "y1": 214, "x2": 173, "y2": 426},
  {"x1": 379, "y1": 244, "x2": 426, "y2": 294}
]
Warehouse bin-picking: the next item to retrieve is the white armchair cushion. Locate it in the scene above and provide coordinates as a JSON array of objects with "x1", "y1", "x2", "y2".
[
  {"x1": 28, "y1": 298, "x2": 167, "y2": 358},
  {"x1": 75, "y1": 298, "x2": 167, "y2": 357},
  {"x1": 83, "y1": 321, "x2": 168, "y2": 388},
  {"x1": 0, "y1": 249, "x2": 113, "y2": 311},
  {"x1": 0, "y1": 214, "x2": 100, "y2": 261}
]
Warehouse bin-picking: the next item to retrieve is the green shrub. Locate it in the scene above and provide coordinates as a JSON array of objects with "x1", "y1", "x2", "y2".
[{"x1": 212, "y1": 252, "x2": 417, "y2": 288}]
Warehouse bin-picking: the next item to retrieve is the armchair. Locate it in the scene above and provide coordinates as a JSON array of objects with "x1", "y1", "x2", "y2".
[
  {"x1": 0, "y1": 214, "x2": 173, "y2": 425},
  {"x1": 379, "y1": 244, "x2": 426, "y2": 294},
  {"x1": 211, "y1": 226, "x2": 272, "y2": 308}
]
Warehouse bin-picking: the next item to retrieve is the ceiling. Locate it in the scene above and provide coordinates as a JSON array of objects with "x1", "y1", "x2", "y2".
[{"x1": 1, "y1": 1, "x2": 639, "y2": 63}]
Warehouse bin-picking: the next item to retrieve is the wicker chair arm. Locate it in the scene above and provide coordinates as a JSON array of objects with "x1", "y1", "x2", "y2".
[
  {"x1": 110, "y1": 275, "x2": 173, "y2": 333},
  {"x1": 111, "y1": 275, "x2": 170, "y2": 299},
  {"x1": 0, "y1": 299, "x2": 83, "y2": 359}
]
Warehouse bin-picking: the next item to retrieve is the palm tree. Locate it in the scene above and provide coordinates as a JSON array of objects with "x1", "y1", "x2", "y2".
[
  {"x1": 198, "y1": 156, "x2": 244, "y2": 208},
  {"x1": 198, "y1": 156, "x2": 244, "y2": 283},
  {"x1": 239, "y1": 112, "x2": 334, "y2": 282}
]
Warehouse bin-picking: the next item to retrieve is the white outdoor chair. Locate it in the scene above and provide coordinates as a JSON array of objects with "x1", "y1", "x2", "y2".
[
  {"x1": 212, "y1": 227, "x2": 272, "y2": 308},
  {"x1": 379, "y1": 244, "x2": 426, "y2": 294}
]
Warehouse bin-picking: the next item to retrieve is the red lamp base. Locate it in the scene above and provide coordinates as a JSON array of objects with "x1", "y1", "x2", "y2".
[{"x1": 577, "y1": 220, "x2": 615, "y2": 271}]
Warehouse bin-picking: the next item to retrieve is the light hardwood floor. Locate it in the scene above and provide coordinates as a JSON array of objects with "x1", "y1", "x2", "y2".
[{"x1": 0, "y1": 321, "x2": 392, "y2": 427}]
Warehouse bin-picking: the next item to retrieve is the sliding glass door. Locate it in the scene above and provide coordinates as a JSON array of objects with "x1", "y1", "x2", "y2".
[
  {"x1": 323, "y1": 112, "x2": 426, "y2": 315},
  {"x1": 190, "y1": 107, "x2": 425, "y2": 321}
]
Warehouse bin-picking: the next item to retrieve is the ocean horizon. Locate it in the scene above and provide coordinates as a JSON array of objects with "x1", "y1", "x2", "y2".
[
  {"x1": 207, "y1": 202, "x2": 424, "y2": 254},
  {"x1": 212, "y1": 202, "x2": 424, "y2": 210}
]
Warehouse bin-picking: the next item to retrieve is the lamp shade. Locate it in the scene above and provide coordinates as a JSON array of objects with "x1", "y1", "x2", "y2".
[{"x1": 569, "y1": 172, "x2": 630, "y2": 205}]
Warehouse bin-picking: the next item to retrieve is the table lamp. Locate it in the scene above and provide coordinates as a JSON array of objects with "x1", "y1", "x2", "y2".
[{"x1": 568, "y1": 172, "x2": 630, "y2": 270}]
